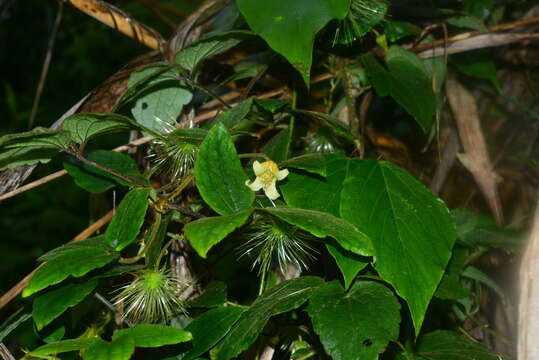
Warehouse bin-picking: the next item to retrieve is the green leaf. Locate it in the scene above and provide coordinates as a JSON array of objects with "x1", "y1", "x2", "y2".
[
  {"x1": 452, "y1": 51, "x2": 500, "y2": 91},
  {"x1": 254, "y1": 99, "x2": 288, "y2": 114},
  {"x1": 281, "y1": 155, "x2": 370, "y2": 287},
  {"x1": 236, "y1": 0, "x2": 350, "y2": 85},
  {"x1": 64, "y1": 150, "x2": 147, "y2": 194},
  {"x1": 131, "y1": 85, "x2": 192, "y2": 134},
  {"x1": 31, "y1": 338, "x2": 100, "y2": 356},
  {"x1": 340, "y1": 160, "x2": 456, "y2": 334},
  {"x1": 175, "y1": 31, "x2": 250, "y2": 74},
  {"x1": 215, "y1": 98, "x2": 253, "y2": 130},
  {"x1": 216, "y1": 276, "x2": 324, "y2": 360},
  {"x1": 326, "y1": 245, "x2": 369, "y2": 289},
  {"x1": 41, "y1": 326, "x2": 65, "y2": 343},
  {"x1": 23, "y1": 238, "x2": 118, "y2": 297},
  {"x1": 416, "y1": 330, "x2": 500, "y2": 360},
  {"x1": 33, "y1": 279, "x2": 98, "y2": 330},
  {"x1": 446, "y1": 15, "x2": 487, "y2": 31},
  {"x1": 262, "y1": 207, "x2": 373, "y2": 256},
  {"x1": 280, "y1": 154, "x2": 326, "y2": 177},
  {"x1": 363, "y1": 46, "x2": 437, "y2": 132},
  {"x1": 0, "y1": 127, "x2": 71, "y2": 170},
  {"x1": 184, "y1": 306, "x2": 245, "y2": 360},
  {"x1": 189, "y1": 282, "x2": 228, "y2": 308},
  {"x1": 185, "y1": 209, "x2": 253, "y2": 258},
  {"x1": 195, "y1": 122, "x2": 254, "y2": 215},
  {"x1": 83, "y1": 336, "x2": 135, "y2": 360},
  {"x1": 105, "y1": 188, "x2": 151, "y2": 251},
  {"x1": 61, "y1": 113, "x2": 146, "y2": 144},
  {"x1": 384, "y1": 21, "x2": 421, "y2": 42},
  {"x1": 435, "y1": 275, "x2": 469, "y2": 300},
  {"x1": 112, "y1": 324, "x2": 192, "y2": 347},
  {"x1": 307, "y1": 281, "x2": 401, "y2": 360},
  {"x1": 262, "y1": 128, "x2": 291, "y2": 164}
]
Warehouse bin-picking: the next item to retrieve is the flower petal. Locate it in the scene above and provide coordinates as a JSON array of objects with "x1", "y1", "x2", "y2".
[
  {"x1": 264, "y1": 180, "x2": 280, "y2": 200},
  {"x1": 276, "y1": 168, "x2": 289, "y2": 181},
  {"x1": 253, "y1": 161, "x2": 265, "y2": 176},
  {"x1": 246, "y1": 178, "x2": 263, "y2": 191}
]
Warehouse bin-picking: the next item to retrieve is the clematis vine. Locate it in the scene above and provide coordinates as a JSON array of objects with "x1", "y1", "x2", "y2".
[{"x1": 245, "y1": 160, "x2": 289, "y2": 200}]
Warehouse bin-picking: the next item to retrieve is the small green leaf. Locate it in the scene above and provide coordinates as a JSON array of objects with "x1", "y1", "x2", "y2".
[
  {"x1": 262, "y1": 207, "x2": 373, "y2": 256},
  {"x1": 105, "y1": 188, "x2": 151, "y2": 251},
  {"x1": 384, "y1": 21, "x2": 421, "y2": 42},
  {"x1": 340, "y1": 160, "x2": 456, "y2": 334},
  {"x1": 31, "y1": 338, "x2": 100, "y2": 356},
  {"x1": 61, "y1": 113, "x2": 146, "y2": 144},
  {"x1": 363, "y1": 46, "x2": 437, "y2": 132},
  {"x1": 262, "y1": 128, "x2": 291, "y2": 164},
  {"x1": 41, "y1": 326, "x2": 65, "y2": 343},
  {"x1": 189, "y1": 282, "x2": 228, "y2": 308},
  {"x1": 112, "y1": 324, "x2": 192, "y2": 347},
  {"x1": 452, "y1": 51, "x2": 500, "y2": 91},
  {"x1": 38, "y1": 236, "x2": 109, "y2": 262},
  {"x1": 216, "y1": 276, "x2": 324, "y2": 360},
  {"x1": 33, "y1": 279, "x2": 98, "y2": 330},
  {"x1": 64, "y1": 150, "x2": 147, "y2": 194},
  {"x1": 435, "y1": 275, "x2": 469, "y2": 300},
  {"x1": 0, "y1": 127, "x2": 71, "y2": 170},
  {"x1": 280, "y1": 154, "x2": 326, "y2": 177},
  {"x1": 326, "y1": 244, "x2": 369, "y2": 289},
  {"x1": 254, "y1": 99, "x2": 288, "y2": 114},
  {"x1": 185, "y1": 209, "x2": 253, "y2": 258},
  {"x1": 83, "y1": 336, "x2": 135, "y2": 360},
  {"x1": 236, "y1": 0, "x2": 350, "y2": 85},
  {"x1": 446, "y1": 15, "x2": 487, "y2": 31},
  {"x1": 129, "y1": 66, "x2": 193, "y2": 134},
  {"x1": 175, "y1": 31, "x2": 250, "y2": 74},
  {"x1": 195, "y1": 122, "x2": 254, "y2": 215},
  {"x1": 307, "y1": 281, "x2": 401, "y2": 360},
  {"x1": 416, "y1": 330, "x2": 501, "y2": 360},
  {"x1": 23, "y1": 238, "x2": 118, "y2": 297},
  {"x1": 184, "y1": 306, "x2": 245, "y2": 360},
  {"x1": 215, "y1": 98, "x2": 253, "y2": 130}
]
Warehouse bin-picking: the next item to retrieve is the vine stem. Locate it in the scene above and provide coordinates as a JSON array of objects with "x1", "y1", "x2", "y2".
[{"x1": 0, "y1": 210, "x2": 114, "y2": 310}]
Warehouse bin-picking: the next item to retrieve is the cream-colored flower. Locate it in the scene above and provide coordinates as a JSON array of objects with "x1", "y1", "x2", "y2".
[{"x1": 245, "y1": 160, "x2": 289, "y2": 200}]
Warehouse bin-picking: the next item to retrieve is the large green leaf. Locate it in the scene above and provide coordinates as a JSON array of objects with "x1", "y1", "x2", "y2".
[
  {"x1": 363, "y1": 46, "x2": 437, "y2": 132},
  {"x1": 31, "y1": 338, "x2": 100, "y2": 356},
  {"x1": 23, "y1": 238, "x2": 118, "y2": 297},
  {"x1": 340, "y1": 160, "x2": 456, "y2": 334},
  {"x1": 175, "y1": 31, "x2": 250, "y2": 74},
  {"x1": 236, "y1": 0, "x2": 350, "y2": 85},
  {"x1": 64, "y1": 150, "x2": 147, "y2": 194},
  {"x1": 184, "y1": 306, "x2": 245, "y2": 360},
  {"x1": 195, "y1": 122, "x2": 254, "y2": 215},
  {"x1": 416, "y1": 330, "x2": 500, "y2": 360},
  {"x1": 307, "y1": 281, "x2": 401, "y2": 360},
  {"x1": 33, "y1": 279, "x2": 98, "y2": 330},
  {"x1": 105, "y1": 188, "x2": 151, "y2": 251},
  {"x1": 280, "y1": 155, "x2": 370, "y2": 288},
  {"x1": 83, "y1": 336, "x2": 135, "y2": 360},
  {"x1": 216, "y1": 276, "x2": 324, "y2": 360},
  {"x1": 185, "y1": 209, "x2": 252, "y2": 258},
  {"x1": 112, "y1": 324, "x2": 192, "y2": 347},
  {"x1": 262, "y1": 207, "x2": 373, "y2": 256},
  {"x1": 0, "y1": 127, "x2": 71, "y2": 170},
  {"x1": 61, "y1": 113, "x2": 146, "y2": 144}
]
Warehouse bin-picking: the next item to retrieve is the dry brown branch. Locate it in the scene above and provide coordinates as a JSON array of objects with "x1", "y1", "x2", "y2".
[
  {"x1": 0, "y1": 210, "x2": 113, "y2": 310},
  {"x1": 446, "y1": 76, "x2": 503, "y2": 224},
  {"x1": 67, "y1": 0, "x2": 165, "y2": 50},
  {"x1": 417, "y1": 33, "x2": 539, "y2": 58},
  {"x1": 413, "y1": 15, "x2": 539, "y2": 53}
]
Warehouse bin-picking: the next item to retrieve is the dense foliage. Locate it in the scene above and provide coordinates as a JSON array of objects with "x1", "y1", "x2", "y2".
[{"x1": 2, "y1": 0, "x2": 535, "y2": 359}]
